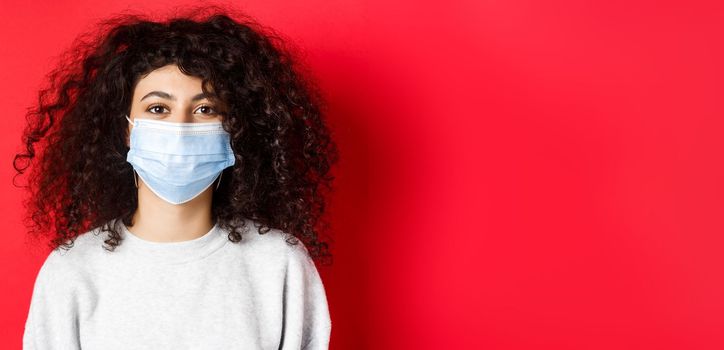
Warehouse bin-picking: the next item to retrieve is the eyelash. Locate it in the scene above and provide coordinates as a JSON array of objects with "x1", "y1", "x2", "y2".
[{"x1": 147, "y1": 104, "x2": 218, "y2": 115}]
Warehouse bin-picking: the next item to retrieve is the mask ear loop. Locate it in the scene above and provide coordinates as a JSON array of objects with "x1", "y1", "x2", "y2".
[
  {"x1": 126, "y1": 115, "x2": 138, "y2": 188},
  {"x1": 215, "y1": 171, "x2": 223, "y2": 190}
]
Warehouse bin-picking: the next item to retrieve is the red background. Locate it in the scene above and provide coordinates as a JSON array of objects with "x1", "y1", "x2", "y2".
[{"x1": 3, "y1": 0, "x2": 724, "y2": 349}]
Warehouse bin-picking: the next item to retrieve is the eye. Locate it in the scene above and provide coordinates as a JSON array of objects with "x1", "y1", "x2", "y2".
[
  {"x1": 147, "y1": 104, "x2": 169, "y2": 114},
  {"x1": 195, "y1": 104, "x2": 218, "y2": 115}
]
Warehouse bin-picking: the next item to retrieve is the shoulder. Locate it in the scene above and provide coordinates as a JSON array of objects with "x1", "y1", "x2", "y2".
[
  {"x1": 52, "y1": 225, "x2": 107, "y2": 262},
  {"x1": 225, "y1": 218, "x2": 314, "y2": 265},
  {"x1": 34, "y1": 225, "x2": 108, "y2": 284}
]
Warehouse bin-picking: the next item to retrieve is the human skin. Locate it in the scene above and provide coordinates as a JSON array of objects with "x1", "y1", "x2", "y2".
[{"x1": 124, "y1": 64, "x2": 225, "y2": 243}]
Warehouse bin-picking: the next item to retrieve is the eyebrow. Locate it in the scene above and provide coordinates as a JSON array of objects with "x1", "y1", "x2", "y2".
[{"x1": 140, "y1": 91, "x2": 215, "y2": 102}]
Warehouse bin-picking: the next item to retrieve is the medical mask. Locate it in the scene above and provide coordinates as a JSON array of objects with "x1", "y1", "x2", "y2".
[{"x1": 125, "y1": 115, "x2": 236, "y2": 205}]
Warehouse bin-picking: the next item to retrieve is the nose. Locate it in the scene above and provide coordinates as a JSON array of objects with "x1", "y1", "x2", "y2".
[
  {"x1": 139, "y1": 102, "x2": 201, "y2": 124},
  {"x1": 170, "y1": 109, "x2": 195, "y2": 123}
]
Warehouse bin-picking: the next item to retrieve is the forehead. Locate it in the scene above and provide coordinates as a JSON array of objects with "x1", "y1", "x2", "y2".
[{"x1": 132, "y1": 64, "x2": 206, "y2": 99}]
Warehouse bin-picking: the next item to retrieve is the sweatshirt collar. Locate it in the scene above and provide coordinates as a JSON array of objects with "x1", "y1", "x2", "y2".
[{"x1": 116, "y1": 218, "x2": 229, "y2": 264}]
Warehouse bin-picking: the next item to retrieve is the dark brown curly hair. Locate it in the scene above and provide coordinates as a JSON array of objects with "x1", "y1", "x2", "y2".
[{"x1": 12, "y1": 5, "x2": 339, "y2": 265}]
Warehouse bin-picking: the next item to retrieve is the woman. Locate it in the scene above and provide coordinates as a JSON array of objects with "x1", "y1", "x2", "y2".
[{"x1": 15, "y1": 6, "x2": 338, "y2": 349}]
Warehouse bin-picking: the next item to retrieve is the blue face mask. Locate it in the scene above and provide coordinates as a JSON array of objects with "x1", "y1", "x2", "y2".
[{"x1": 125, "y1": 115, "x2": 236, "y2": 205}]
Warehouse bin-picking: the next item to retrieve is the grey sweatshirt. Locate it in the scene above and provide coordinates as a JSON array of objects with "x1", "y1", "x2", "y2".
[{"x1": 22, "y1": 218, "x2": 331, "y2": 349}]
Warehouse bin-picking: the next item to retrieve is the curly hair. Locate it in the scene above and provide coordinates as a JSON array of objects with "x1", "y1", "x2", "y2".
[{"x1": 12, "y1": 6, "x2": 339, "y2": 265}]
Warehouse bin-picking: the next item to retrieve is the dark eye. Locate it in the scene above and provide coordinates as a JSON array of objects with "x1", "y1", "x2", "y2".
[
  {"x1": 195, "y1": 105, "x2": 217, "y2": 115},
  {"x1": 147, "y1": 105, "x2": 168, "y2": 114}
]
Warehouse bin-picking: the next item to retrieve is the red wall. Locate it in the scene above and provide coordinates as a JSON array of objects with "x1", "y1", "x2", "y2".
[{"x1": 3, "y1": 1, "x2": 724, "y2": 349}]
